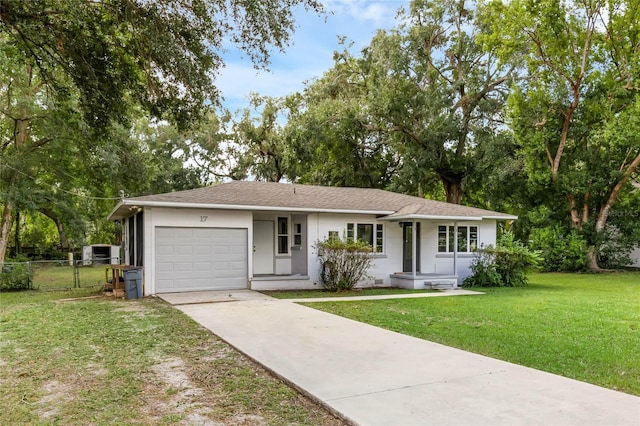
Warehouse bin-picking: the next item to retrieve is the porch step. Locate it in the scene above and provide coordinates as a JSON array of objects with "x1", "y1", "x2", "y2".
[{"x1": 424, "y1": 280, "x2": 457, "y2": 290}]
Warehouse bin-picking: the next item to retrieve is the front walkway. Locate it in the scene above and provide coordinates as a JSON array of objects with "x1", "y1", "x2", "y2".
[{"x1": 165, "y1": 291, "x2": 640, "y2": 425}]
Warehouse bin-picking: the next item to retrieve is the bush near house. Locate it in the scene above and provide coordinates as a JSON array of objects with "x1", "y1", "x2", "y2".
[
  {"x1": 315, "y1": 237, "x2": 374, "y2": 292},
  {"x1": 529, "y1": 226, "x2": 588, "y2": 272},
  {"x1": 464, "y1": 232, "x2": 540, "y2": 287}
]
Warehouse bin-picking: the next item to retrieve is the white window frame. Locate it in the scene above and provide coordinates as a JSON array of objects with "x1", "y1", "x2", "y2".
[
  {"x1": 277, "y1": 217, "x2": 289, "y2": 254},
  {"x1": 438, "y1": 225, "x2": 478, "y2": 253},
  {"x1": 347, "y1": 222, "x2": 384, "y2": 253}
]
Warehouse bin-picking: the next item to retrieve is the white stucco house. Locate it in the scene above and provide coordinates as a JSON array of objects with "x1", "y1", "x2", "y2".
[{"x1": 108, "y1": 181, "x2": 517, "y2": 295}]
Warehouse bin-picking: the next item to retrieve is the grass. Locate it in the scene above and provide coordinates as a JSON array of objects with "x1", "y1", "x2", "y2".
[
  {"x1": 263, "y1": 287, "x2": 436, "y2": 299},
  {"x1": 31, "y1": 263, "x2": 107, "y2": 290},
  {"x1": 305, "y1": 272, "x2": 640, "y2": 396},
  {"x1": 0, "y1": 289, "x2": 343, "y2": 425}
]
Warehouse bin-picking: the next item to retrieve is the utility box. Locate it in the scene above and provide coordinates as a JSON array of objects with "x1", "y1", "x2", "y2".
[
  {"x1": 83, "y1": 245, "x2": 120, "y2": 265},
  {"x1": 123, "y1": 267, "x2": 143, "y2": 299}
]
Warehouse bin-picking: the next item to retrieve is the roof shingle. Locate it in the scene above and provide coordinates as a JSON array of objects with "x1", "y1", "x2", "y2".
[{"x1": 110, "y1": 181, "x2": 516, "y2": 220}]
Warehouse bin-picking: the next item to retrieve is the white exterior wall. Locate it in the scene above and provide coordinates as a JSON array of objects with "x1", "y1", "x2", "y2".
[
  {"x1": 143, "y1": 207, "x2": 253, "y2": 295},
  {"x1": 305, "y1": 213, "x2": 404, "y2": 287},
  {"x1": 253, "y1": 212, "x2": 293, "y2": 275},
  {"x1": 423, "y1": 220, "x2": 497, "y2": 280},
  {"x1": 140, "y1": 206, "x2": 502, "y2": 293}
]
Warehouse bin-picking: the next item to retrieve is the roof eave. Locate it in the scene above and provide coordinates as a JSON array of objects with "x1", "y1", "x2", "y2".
[
  {"x1": 378, "y1": 214, "x2": 484, "y2": 221},
  {"x1": 109, "y1": 199, "x2": 396, "y2": 217},
  {"x1": 482, "y1": 215, "x2": 518, "y2": 220},
  {"x1": 107, "y1": 201, "x2": 125, "y2": 221}
]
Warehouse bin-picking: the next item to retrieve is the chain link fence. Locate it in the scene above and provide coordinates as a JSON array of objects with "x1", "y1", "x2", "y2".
[{"x1": 1, "y1": 257, "x2": 122, "y2": 292}]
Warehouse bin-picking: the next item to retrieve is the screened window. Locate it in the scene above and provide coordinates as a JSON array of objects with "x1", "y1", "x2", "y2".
[
  {"x1": 277, "y1": 217, "x2": 289, "y2": 254},
  {"x1": 438, "y1": 225, "x2": 478, "y2": 253}
]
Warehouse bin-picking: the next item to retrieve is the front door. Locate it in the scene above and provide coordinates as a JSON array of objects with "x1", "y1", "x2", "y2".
[
  {"x1": 402, "y1": 222, "x2": 421, "y2": 273},
  {"x1": 253, "y1": 220, "x2": 274, "y2": 274}
]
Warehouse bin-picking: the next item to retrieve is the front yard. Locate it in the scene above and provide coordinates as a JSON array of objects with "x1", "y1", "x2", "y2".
[
  {"x1": 306, "y1": 272, "x2": 640, "y2": 396},
  {"x1": 0, "y1": 290, "x2": 343, "y2": 425}
]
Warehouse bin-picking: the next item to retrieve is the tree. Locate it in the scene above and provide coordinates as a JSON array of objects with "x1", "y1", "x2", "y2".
[
  {"x1": 362, "y1": 0, "x2": 516, "y2": 203},
  {"x1": 285, "y1": 59, "x2": 400, "y2": 189},
  {"x1": 230, "y1": 95, "x2": 291, "y2": 182},
  {"x1": 285, "y1": 0, "x2": 515, "y2": 202},
  {"x1": 0, "y1": 0, "x2": 324, "y2": 129},
  {"x1": 0, "y1": 0, "x2": 324, "y2": 261},
  {"x1": 483, "y1": 0, "x2": 640, "y2": 269}
]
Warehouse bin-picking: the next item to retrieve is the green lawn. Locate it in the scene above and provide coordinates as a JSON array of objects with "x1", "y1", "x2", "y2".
[
  {"x1": 263, "y1": 287, "x2": 436, "y2": 299},
  {"x1": 0, "y1": 290, "x2": 342, "y2": 425},
  {"x1": 305, "y1": 272, "x2": 640, "y2": 396},
  {"x1": 31, "y1": 263, "x2": 107, "y2": 290}
]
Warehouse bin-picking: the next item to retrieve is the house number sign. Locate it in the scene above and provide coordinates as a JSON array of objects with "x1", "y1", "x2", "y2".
[{"x1": 200, "y1": 216, "x2": 208, "y2": 222}]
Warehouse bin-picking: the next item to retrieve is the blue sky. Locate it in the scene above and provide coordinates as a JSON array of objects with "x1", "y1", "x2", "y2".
[{"x1": 217, "y1": 0, "x2": 411, "y2": 112}]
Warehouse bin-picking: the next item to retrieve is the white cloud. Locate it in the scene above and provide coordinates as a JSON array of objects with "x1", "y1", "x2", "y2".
[
  {"x1": 215, "y1": 0, "x2": 410, "y2": 112},
  {"x1": 324, "y1": 0, "x2": 404, "y2": 27}
]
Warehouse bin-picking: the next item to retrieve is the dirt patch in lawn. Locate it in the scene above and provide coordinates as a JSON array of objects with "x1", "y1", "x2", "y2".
[
  {"x1": 1, "y1": 294, "x2": 345, "y2": 425},
  {"x1": 37, "y1": 380, "x2": 73, "y2": 420}
]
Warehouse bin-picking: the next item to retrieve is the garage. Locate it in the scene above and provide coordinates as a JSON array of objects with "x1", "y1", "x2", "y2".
[{"x1": 155, "y1": 227, "x2": 248, "y2": 293}]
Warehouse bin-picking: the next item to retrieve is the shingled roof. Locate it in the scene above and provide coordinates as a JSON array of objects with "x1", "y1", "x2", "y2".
[{"x1": 108, "y1": 181, "x2": 517, "y2": 221}]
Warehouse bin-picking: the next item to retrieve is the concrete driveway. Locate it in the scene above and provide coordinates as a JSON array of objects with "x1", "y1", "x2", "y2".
[{"x1": 162, "y1": 291, "x2": 640, "y2": 426}]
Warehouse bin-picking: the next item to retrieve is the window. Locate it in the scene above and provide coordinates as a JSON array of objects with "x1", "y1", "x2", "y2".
[
  {"x1": 376, "y1": 224, "x2": 384, "y2": 253},
  {"x1": 294, "y1": 223, "x2": 302, "y2": 246},
  {"x1": 328, "y1": 231, "x2": 339, "y2": 242},
  {"x1": 347, "y1": 222, "x2": 384, "y2": 253},
  {"x1": 438, "y1": 225, "x2": 478, "y2": 253},
  {"x1": 346, "y1": 223, "x2": 354, "y2": 241},
  {"x1": 277, "y1": 217, "x2": 288, "y2": 254}
]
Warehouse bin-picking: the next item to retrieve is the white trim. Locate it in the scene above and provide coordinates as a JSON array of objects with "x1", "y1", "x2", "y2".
[
  {"x1": 109, "y1": 199, "x2": 395, "y2": 220},
  {"x1": 379, "y1": 214, "x2": 484, "y2": 221}
]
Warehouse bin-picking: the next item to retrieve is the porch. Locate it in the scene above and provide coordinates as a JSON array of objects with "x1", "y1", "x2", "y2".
[{"x1": 390, "y1": 272, "x2": 458, "y2": 290}]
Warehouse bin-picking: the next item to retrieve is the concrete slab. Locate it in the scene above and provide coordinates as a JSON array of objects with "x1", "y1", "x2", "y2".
[
  {"x1": 284, "y1": 289, "x2": 483, "y2": 303},
  {"x1": 157, "y1": 289, "x2": 273, "y2": 305},
  {"x1": 178, "y1": 297, "x2": 640, "y2": 426}
]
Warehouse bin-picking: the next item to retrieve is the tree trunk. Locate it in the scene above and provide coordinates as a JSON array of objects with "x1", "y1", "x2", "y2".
[
  {"x1": 587, "y1": 153, "x2": 640, "y2": 271},
  {"x1": 39, "y1": 208, "x2": 70, "y2": 251},
  {"x1": 442, "y1": 177, "x2": 463, "y2": 204},
  {"x1": 0, "y1": 198, "x2": 14, "y2": 262},
  {"x1": 587, "y1": 248, "x2": 602, "y2": 271},
  {"x1": 14, "y1": 210, "x2": 20, "y2": 256}
]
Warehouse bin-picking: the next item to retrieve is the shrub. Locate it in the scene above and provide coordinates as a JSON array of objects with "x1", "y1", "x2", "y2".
[
  {"x1": 315, "y1": 237, "x2": 374, "y2": 292},
  {"x1": 463, "y1": 232, "x2": 540, "y2": 288},
  {"x1": 595, "y1": 226, "x2": 635, "y2": 269},
  {"x1": 0, "y1": 262, "x2": 32, "y2": 291},
  {"x1": 529, "y1": 226, "x2": 588, "y2": 272}
]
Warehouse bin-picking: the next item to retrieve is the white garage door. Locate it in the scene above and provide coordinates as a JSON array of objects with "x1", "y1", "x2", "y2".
[{"x1": 155, "y1": 227, "x2": 248, "y2": 293}]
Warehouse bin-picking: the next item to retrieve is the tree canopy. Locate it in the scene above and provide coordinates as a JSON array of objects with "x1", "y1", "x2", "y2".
[{"x1": 0, "y1": 0, "x2": 323, "y2": 129}]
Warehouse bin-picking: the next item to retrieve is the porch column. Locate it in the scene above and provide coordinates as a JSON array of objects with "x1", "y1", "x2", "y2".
[
  {"x1": 411, "y1": 220, "x2": 417, "y2": 278},
  {"x1": 453, "y1": 221, "x2": 458, "y2": 279}
]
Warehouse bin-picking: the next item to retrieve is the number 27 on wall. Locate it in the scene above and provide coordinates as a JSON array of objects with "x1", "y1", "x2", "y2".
[{"x1": 200, "y1": 216, "x2": 208, "y2": 222}]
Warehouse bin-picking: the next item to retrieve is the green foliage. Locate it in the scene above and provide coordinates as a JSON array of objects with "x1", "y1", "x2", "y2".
[
  {"x1": 0, "y1": 262, "x2": 32, "y2": 291},
  {"x1": 594, "y1": 226, "x2": 636, "y2": 270},
  {"x1": 0, "y1": 0, "x2": 324, "y2": 129},
  {"x1": 315, "y1": 237, "x2": 374, "y2": 292},
  {"x1": 529, "y1": 226, "x2": 588, "y2": 272},
  {"x1": 463, "y1": 232, "x2": 540, "y2": 287}
]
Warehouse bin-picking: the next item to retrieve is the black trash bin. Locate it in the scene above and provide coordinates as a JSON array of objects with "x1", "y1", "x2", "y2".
[{"x1": 123, "y1": 268, "x2": 143, "y2": 299}]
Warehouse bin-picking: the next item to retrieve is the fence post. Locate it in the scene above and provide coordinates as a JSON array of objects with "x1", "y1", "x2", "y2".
[
  {"x1": 28, "y1": 261, "x2": 33, "y2": 290},
  {"x1": 74, "y1": 261, "x2": 80, "y2": 288}
]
